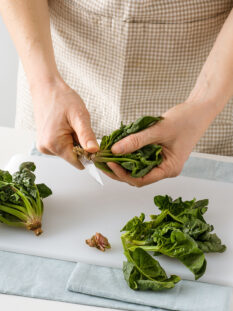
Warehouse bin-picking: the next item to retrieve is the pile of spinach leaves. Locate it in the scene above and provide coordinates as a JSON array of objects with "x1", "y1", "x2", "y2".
[
  {"x1": 0, "y1": 162, "x2": 52, "y2": 235},
  {"x1": 121, "y1": 195, "x2": 226, "y2": 291},
  {"x1": 74, "y1": 116, "x2": 163, "y2": 178}
]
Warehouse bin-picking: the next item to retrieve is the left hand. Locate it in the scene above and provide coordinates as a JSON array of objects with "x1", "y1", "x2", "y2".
[{"x1": 102, "y1": 99, "x2": 217, "y2": 187}]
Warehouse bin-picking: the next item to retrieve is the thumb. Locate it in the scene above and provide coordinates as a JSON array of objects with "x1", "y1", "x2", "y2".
[
  {"x1": 71, "y1": 108, "x2": 99, "y2": 153},
  {"x1": 111, "y1": 126, "x2": 160, "y2": 154}
]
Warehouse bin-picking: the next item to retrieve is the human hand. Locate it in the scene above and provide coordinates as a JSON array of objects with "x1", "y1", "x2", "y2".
[
  {"x1": 104, "y1": 100, "x2": 215, "y2": 187},
  {"x1": 32, "y1": 79, "x2": 99, "y2": 169}
]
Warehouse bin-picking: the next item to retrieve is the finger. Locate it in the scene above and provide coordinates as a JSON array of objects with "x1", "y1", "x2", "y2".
[
  {"x1": 107, "y1": 162, "x2": 140, "y2": 187},
  {"x1": 36, "y1": 131, "x2": 55, "y2": 155},
  {"x1": 36, "y1": 142, "x2": 54, "y2": 156},
  {"x1": 111, "y1": 125, "x2": 161, "y2": 155},
  {"x1": 72, "y1": 132, "x2": 79, "y2": 145},
  {"x1": 59, "y1": 142, "x2": 84, "y2": 170},
  {"x1": 137, "y1": 165, "x2": 167, "y2": 186},
  {"x1": 71, "y1": 107, "x2": 99, "y2": 153},
  {"x1": 37, "y1": 130, "x2": 84, "y2": 170},
  {"x1": 107, "y1": 161, "x2": 168, "y2": 187},
  {"x1": 101, "y1": 169, "x2": 123, "y2": 182}
]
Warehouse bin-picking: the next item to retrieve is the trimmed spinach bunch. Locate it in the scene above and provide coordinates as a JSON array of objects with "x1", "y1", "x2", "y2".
[
  {"x1": 74, "y1": 116, "x2": 163, "y2": 178},
  {"x1": 121, "y1": 195, "x2": 226, "y2": 291},
  {"x1": 0, "y1": 162, "x2": 52, "y2": 235}
]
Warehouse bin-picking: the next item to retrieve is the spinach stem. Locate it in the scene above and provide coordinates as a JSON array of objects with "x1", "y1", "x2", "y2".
[
  {"x1": 11, "y1": 186, "x2": 35, "y2": 217},
  {"x1": 4, "y1": 202, "x2": 27, "y2": 214},
  {"x1": 0, "y1": 205, "x2": 28, "y2": 221},
  {"x1": 0, "y1": 215, "x2": 24, "y2": 227},
  {"x1": 94, "y1": 157, "x2": 139, "y2": 164},
  {"x1": 35, "y1": 186, "x2": 42, "y2": 217}
]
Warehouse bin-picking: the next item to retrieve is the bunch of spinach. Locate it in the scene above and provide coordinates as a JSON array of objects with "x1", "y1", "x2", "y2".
[
  {"x1": 73, "y1": 116, "x2": 163, "y2": 177},
  {"x1": 0, "y1": 162, "x2": 52, "y2": 235},
  {"x1": 121, "y1": 195, "x2": 226, "y2": 291}
]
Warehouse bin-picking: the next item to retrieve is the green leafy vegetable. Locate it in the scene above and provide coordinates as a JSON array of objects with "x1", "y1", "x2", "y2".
[
  {"x1": 121, "y1": 195, "x2": 226, "y2": 291},
  {"x1": 123, "y1": 248, "x2": 180, "y2": 290},
  {"x1": 0, "y1": 162, "x2": 52, "y2": 235},
  {"x1": 73, "y1": 116, "x2": 163, "y2": 178},
  {"x1": 196, "y1": 232, "x2": 226, "y2": 253}
]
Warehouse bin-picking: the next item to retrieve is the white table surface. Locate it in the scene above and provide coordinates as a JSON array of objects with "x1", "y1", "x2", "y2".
[{"x1": 0, "y1": 126, "x2": 232, "y2": 311}]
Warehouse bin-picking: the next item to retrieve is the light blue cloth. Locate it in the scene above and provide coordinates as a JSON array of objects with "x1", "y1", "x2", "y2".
[
  {"x1": 0, "y1": 148, "x2": 231, "y2": 310},
  {"x1": 67, "y1": 262, "x2": 232, "y2": 311},
  {"x1": 0, "y1": 250, "x2": 157, "y2": 311},
  {"x1": 181, "y1": 156, "x2": 233, "y2": 183}
]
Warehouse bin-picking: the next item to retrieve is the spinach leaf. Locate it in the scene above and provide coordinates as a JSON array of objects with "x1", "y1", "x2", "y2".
[
  {"x1": 182, "y1": 219, "x2": 213, "y2": 240},
  {"x1": 196, "y1": 233, "x2": 226, "y2": 253},
  {"x1": 19, "y1": 161, "x2": 36, "y2": 172},
  {"x1": 123, "y1": 248, "x2": 180, "y2": 291},
  {"x1": 126, "y1": 116, "x2": 162, "y2": 135},
  {"x1": 0, "y1": 170, "x2": 12, "y2": 183},
  {"x1": 36, "y1": 183, "x2": 53, "y2": 199},
  {"x1": 154, "y1": 195, "x2": 208, "y2": 224},
  {"x1": 113, "y1": 116, "x2": 163, "y2": 145},
  {"x1": 121, "y1": 213, "x2": 145, "y2": 232},
  {"x1": 13, "y1": 171, "x2": 37, "y2": 198},
  {"x1": 152, "y1": 224, "x2": 206, "y2": 280}
]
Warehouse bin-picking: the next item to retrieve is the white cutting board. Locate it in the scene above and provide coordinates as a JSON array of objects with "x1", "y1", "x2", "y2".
[{"x1": 1, "y1": 154, "x2": 232, "y2": 287}]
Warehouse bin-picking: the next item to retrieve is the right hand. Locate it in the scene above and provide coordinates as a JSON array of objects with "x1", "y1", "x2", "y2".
[{"x1": 32, "y1": 79, "x2": 99, "y2": 169}]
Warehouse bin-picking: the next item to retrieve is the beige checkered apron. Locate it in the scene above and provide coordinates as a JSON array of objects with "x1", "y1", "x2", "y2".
[{"x1": 16, "y1": 0, "x2": 233, "y2": 155}]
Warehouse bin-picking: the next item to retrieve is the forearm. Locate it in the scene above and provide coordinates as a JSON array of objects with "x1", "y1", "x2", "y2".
[
  {"x1": 187, "y1": 8, "x2": 233, "y2": 119},
  {"x1": 0, "y1": 0, "x2": 61, "y2": 91}
]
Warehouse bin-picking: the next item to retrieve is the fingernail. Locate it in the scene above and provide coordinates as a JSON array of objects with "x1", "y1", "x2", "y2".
[
  {"x1": 112, "y1": 144, "x2": 124, "y2": 154},
  {"x1": 87, "y1": 140, "x2": 98, "y2": 150}
]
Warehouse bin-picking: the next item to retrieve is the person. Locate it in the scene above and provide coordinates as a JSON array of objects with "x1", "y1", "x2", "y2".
[{"x1": 0, "y1": 0, "x2": 232, "y2": 187}]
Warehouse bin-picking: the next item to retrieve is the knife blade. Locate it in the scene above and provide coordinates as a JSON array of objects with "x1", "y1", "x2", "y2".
[
  {"x1": 73, "y1": 142, "x2": 104, "y2": 186},
  {"x1": 79, "y1": 155, "x2": 104, "y2": 186}
]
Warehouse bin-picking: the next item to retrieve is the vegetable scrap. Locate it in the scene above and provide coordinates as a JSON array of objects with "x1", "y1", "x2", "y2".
[{"x1": 86, "y1": 232, "x2": 111, "y2": 252}]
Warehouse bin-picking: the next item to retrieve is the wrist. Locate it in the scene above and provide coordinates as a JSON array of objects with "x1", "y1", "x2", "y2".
[
  {"x1": 30, "y1": 73, "x2": 69, "y2": 96},
  {"x1": 186, "y1": 71, "x2": 231, "y2": 120}
]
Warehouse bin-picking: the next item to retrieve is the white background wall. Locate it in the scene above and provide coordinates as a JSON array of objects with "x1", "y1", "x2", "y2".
[{"x1": 0, "y1": 17, "x2": 18, "y2": 128}]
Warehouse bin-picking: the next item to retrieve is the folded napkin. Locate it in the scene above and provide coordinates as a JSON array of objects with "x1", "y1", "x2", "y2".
[{"x1": 67, "y1": 262, "x2": 232, "y2": 311}]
